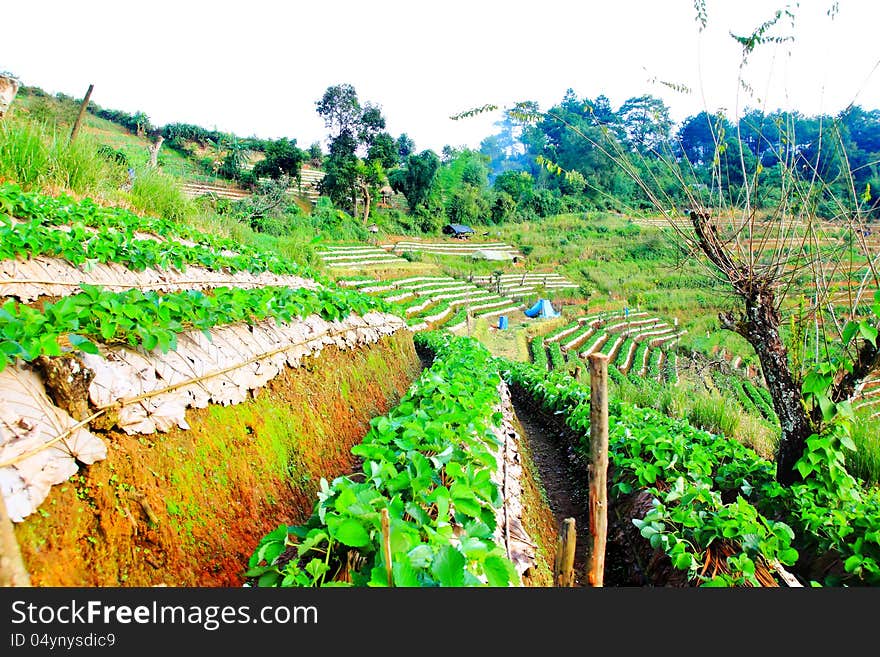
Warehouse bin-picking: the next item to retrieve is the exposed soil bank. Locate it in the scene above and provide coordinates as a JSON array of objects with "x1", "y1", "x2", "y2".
[{"x1": 13, "y1": 331, "x2": 421, "y2": 586}]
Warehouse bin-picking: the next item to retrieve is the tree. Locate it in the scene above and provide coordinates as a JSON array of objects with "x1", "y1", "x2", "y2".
[
  {"x1": 620, "y1": 11, "x2": 880, "y2": 485},
  {"x1": 388, "y1": 149, "x2": 440, "y2": 215},
  {"x1": 319, "y1": 129, "x2": 360, "y2": 212},
  {"x1": 316, "y1": 84, "x2": 362, "y2": 139},
  {"x1": 480, "y1": 108, "x2": 529, "y2": 180},
  {"x1": 253, "y1": 137, "x2": 305, "y2": 181},
  {"x1": 315, "y1": 83, "x2": 388, "y2": 220},
  {"x1": 618, "y1": 94, "x2": 673, "y2": 155},
  {"x1": 216, "y1": 134, "x2": 250, "y2": 181},
  {"x1": 470, "y1": 6, "x2": 880, "y2": 485},
  {"x1": 447, "y1": 183, "x2": 489, "y2": 225},
  {"x1": 307, "y1": 142, "x2": 324, "y2": 167},
  {"x1": 367, "y1": 132, "x2": 399, "y2": 170},
  {"x1": 676, "y1": 111, "x2": 724, "y2": 167},
  {"x1": 396, "y1": 133, "x2": 415, "y2": 160},
  {"x1": 493, "y1": 170, "x2": 534, "y2": 204}
]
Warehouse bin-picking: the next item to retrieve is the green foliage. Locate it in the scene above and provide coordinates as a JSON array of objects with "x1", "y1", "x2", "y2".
[
  {"x1": 87, "y1": 102, "x2": 152, "y2": 136},
  {"x1": 501, "y1": 350, "x2": 880, "y2": 586},
  {"x1": 388, "y1": 150, "x2": 440, "y2": 216},
  {"x1": 0, "y1": 283, "x2": 391, "y2": 372},
  {"x1": 547, "y1": 341, "x2": 566, "y2": 370},
  {"x1": 0, "y1": 119, "x2": 122, "y2": 195},
  {"x1": 252, "y1": 138, "x2": 305, "y2": 181},
  {"x1": 247, "y1": 332, "x2": 519, "y2": 587},
  {"x1": 0, "y1": 182, "x2": 329, "y2": 283},
  {"x1": 529, "y1": 337, "x2": 548, "y2": 370}
]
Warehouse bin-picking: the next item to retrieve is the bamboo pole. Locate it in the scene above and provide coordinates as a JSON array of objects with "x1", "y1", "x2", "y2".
[
  {"x1": 69, "y1": 83, "x2": 94, "y2": 144},
  {"x1": 554, "y1": 517, "x2": 577, "y2": 587},
  {"x1": 381, "y1": 508, "x2": 392, "y2": 587},
  {"x1": 586, "y1": 352, "x2": 609, "y2": 587},
  {"x1": 0, "y1": 495, "x2": 31, "y2": 587}
]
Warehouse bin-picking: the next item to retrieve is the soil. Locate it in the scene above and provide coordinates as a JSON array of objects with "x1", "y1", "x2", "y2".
[
  {"x1": 509, "y1": 387, "x2": 593, "y2": 586},
  {"x1": 508, "y1": 383, "x2": 691, "y2": 587},
  {"x1": 13, "y1": 332, "x2": 423, "y2": 586}
]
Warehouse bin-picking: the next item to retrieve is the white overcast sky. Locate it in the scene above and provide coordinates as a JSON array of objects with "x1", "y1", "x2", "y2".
[{"x1": 3, "y1": 1, "x2": 879, "y2": 153}]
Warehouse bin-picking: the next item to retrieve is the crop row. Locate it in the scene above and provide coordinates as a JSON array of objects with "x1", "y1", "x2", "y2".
[
  {"x1": 3, "y1": 183, "x2": 243, "y2": 258},
  {"x1": 0, "y1": 216, "x2": 314, "y2": 280},
  {"x1": 530, "y1": 337, "x2": 548, "y2": 371},
  {"x1": 501, "y1": 357, "x2": 801, "y2": 586},
  {"x1": 548, "y1": 340, "x2": 566, "y2": 370},
  {"x1": 246, "y1": 332, "x2": 520, "y2": 587},
  {"x1": 0, "y1": 283, "x2": 392, "y2": 372},
  {"x1": 0, "y1": 183, "x2": 327, "y2": 283},
  {"x1": 501, "y1": 352, "x2": 880, "y2": 586}
]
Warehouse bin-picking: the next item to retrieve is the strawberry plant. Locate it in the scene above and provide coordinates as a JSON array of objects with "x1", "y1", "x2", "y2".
[
  {"x1": 0, "y1": 182, "x2": 330, "y2": 284},
  {"x1": 247, "y1": 332, "x2": 520, "y2": 587},
  {"x1": 501, "y1": 351, "x2": 880, "y2": 586},
  {"x1": 547, "y1": 341, "x2": 566, "y2": 370},
  {"x1": 0, "y1": 284, "x2": 393, "y2": 372}
]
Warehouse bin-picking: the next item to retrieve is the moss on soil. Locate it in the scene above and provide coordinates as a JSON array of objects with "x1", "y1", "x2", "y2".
[{"x1": 13, "y1": 331, "x2": 421, "y2": 586}]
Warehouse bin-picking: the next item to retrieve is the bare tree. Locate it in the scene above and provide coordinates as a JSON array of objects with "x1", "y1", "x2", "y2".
[
  {"x1": 479, "y1": 4, "x2": 880, "y2": 484},
  {"x1": 147, "y1": 134, "x2": 165, "y2": 169}
]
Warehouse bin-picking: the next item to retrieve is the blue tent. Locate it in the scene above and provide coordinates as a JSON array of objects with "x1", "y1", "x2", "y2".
[{"x1": 524, "y1": 298, "x2": 559, "y2": 318}]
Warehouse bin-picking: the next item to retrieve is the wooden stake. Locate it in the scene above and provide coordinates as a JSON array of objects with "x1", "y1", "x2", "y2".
[
  {"x1": 586, "y1": 352, "x2": 609, "y2": 587},
  {"x1": 0, "y1": 495, "x2": 31, "y2": 587},
  {"x1": 381, "y1": 507, "x2": 392, "y2": 587},
  {"x1": 69, "y1": 83, "x2": 94, "y2": 144},
  {"x1": 554, "y1": 517, "x2": 577, "y2": 587}
]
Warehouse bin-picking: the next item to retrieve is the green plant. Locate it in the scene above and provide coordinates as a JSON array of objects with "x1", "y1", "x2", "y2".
[
  {"x1": 0, "y1": 283, "x2": 392, "y2": 372},
  {"x1": 247, "y1": 333, "x2": 520, "y2": 587}
]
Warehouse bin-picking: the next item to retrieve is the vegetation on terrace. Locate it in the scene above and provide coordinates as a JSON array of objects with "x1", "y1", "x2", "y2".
[{"x1": 4, "y1": 2, "x2": 880, "y2": 587}]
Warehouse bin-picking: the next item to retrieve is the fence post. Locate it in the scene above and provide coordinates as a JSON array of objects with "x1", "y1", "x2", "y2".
[
  {"x1": 69, "y1": 83, "x2": 94, "y2": 144},
  {"x1": 586, "y1": 352, "x2": 609, "y2": 587},
  {"x1": 554, "y1": 517, "x2": 577, "y2": 587},
  {"x1": 381, "y1": 507, "x2": 393, "y2": 587}
]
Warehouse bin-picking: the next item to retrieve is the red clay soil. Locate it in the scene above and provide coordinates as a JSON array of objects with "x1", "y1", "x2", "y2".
[{"x1": 13, "y1": 332, "x2": 421, "y2": 587}]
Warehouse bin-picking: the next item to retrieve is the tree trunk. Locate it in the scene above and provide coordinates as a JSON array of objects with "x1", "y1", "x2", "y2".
[
  {"x1": 147, "y1": 135, "x2": 165, "y2": 168},
  {"x1": 359, "y1": 182, "x2": 371, "y2": 225},
  {"x1": 0, "y1": 74, "x2": 20, "y2": 120},
  {"x1": 689, "y1": 209, "x2": 814, "y2": 485},
  {"x1": 729, "y1": 293, "x2": 814, "y2": 485}
]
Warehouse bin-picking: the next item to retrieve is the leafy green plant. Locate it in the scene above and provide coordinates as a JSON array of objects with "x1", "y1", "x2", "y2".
[
  {"x1": 0, "y1": 283, "x2": 392, "y2": 372},
  {"x1": 529, "y1": 337, "x2": 548, "y2": 370},
  {"x1": 247, "y1": 332, "x2": 520, "y2": 587}
]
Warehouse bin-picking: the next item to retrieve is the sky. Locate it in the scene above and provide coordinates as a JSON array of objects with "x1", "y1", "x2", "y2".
[{"x1": 3, "y1": 0, "x2": 880, "y2": 154}]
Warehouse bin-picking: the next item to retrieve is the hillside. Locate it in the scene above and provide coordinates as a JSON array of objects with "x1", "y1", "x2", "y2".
[{"x1": 2, "y1": 78, "x2": 880, "y2": 591}]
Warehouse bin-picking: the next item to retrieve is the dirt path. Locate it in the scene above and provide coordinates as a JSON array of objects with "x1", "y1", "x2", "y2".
[{"x1": 509, "y1": 389, "x2": 592, "y2": 587}]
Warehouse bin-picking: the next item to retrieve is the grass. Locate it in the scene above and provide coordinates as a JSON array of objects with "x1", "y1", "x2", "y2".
[
  {"x1": 12, "y1": 88, "x2": 228, "y2": 185},
  {"x1": 127, "y1": 168, "x2": 194, "y2": 223},
  {"x1": 607, "y1": 374, "x2": 778, "y2": 461},
  {"x1": 470, "y1": 315, "x2": 531, "y2": 362},
  {"x1": 0, "y1": 117, "x2": 122, "y2": 195},
  {"x1": 849, "y1": 412, "x2": 880, "y2": 485}
]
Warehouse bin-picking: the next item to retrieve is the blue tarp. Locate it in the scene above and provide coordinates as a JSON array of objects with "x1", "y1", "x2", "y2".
[{"x1": 524, "y1": 298, "x2": 559, "y2": 318}]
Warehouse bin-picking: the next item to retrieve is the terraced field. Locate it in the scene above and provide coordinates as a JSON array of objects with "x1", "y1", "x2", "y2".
[
  {"x1": 471, "y1": 272, "x2": 580, "y2": 297},
  {"x1": 317, "y1": 244, "x2": 410, "y2": 269},
  {"x1": 530, "y1": 310, "x2": 685, "y2": 385},
  {"x1": 350, "y1": 274, "x2": 526, "y2": 332},
  {"x1": 382, "y1": 239, "x2": 521, "y2": 261}
]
